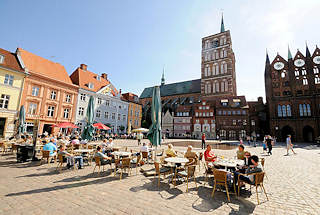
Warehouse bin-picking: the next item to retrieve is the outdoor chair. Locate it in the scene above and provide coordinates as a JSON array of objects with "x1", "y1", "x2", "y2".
[
  {"x1": 11, "y1": 144, "x2": 18, "y2": 154},
  {"x1": 41, "y1": 150, "x2": 56, "y2": 164},
  {"x1": 212, "y1": 169, "x2": 234, "y2": 202},
  {"x1": 142, "y1": 151, "x2": 149, "y2": 164},
  {"x1": 204, "y1": 162, "x2": 214, "y2": 186},
  {"x1": 197, "y1": 152, "x2": 203, "y2": 172},
  {"x1": 56, "y1": 154, "x2": 76, "y2": 172},
  {"x1": 154, "y1": 162, "x2": 171, "y2": 188},
  {"x1": 237, "y1": 172, "x2": 268, "y2": 204},
  {"x1": 115, "y1": 157, "x2": 132, "y2": 180},
  {"x1": 93, "y1": 156, "x2": 111, "y2": 176},
  {"x1": 130, "y1": 154, "x2": 142, "y2": 175},
  {"x1": 176, "y1": 165, "x2": 197, "y2": 192}
]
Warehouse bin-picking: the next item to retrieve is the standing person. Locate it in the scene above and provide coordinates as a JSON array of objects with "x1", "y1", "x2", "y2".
[
  {"x1": 265, "y1": 135, "x2": 273, "y2": 155},
  {"x1": 239, "y1": 138, "x2": 243, "y2": 145},
  {"x1": 201, "y1": 133, "x2": 206, "y2": 149},
  {"x1": 286, "y1": 135, "x2": 297, "y2": 155},
  {"x1": 137, "y1": 132, "x2": 143, "y2": 145}
]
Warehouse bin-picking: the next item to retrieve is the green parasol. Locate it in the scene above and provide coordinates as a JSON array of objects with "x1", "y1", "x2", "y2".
[
  {"x1": 147, "y1": 86, "x2": 162, "y2": 147},
  {"x1": 81, "y1": 96, "x2": 95, "y2": 141},
  {"x1": 18, "y1": 105, "x2": 26, "y2": 136}
]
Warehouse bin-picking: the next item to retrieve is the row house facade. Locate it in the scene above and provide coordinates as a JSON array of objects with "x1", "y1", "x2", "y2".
[
  {"x1": 193, "y1": 100, "x2": 215, "y2": 139},
  {"x1": 18, "y1": 48, "x2": 79, "y2": 135},
  {"x1": 162, "y1": 110, "x2": 174, "y2": 137},
  {"x1": 173, "y1": 105, "x2": 192, "y2": 138},
  {"x1": 0, "y1": 48, "x2": 27, "y2": 138},
  {"x1": 121, "y1": 93, "x2": 142, "y2": 130},
  {"x1": 70, "y1": 64, "x2": 128, "y2": 134},
  {"x1": 265, "y1": 46, "x2": 320, "y2": 142}
]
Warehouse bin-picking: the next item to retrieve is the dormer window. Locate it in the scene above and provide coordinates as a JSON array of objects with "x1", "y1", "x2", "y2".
[
  {"x1": 96, "y1": 76, "x2": 101, "y2": 81},
  {"x1": 88, "y1": 83, "x2": 94, "y2": 89},
  {"x1": 0, "y1": 55, "x2": 4, "y2": 64}
]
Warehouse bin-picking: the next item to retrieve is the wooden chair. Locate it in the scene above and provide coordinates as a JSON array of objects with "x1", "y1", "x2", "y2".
[
  {"x1": 154, "y1": 162, "x2": 171, "y2": 188},
  {"x1": 204, "y1": 162, "x2": 214, "y2": 186},
  {"x1": 116, "y1": 157, "x2": 132, "y2": 180},
  {"x1": 56, "y1": 154, "x2": 73, "y2": 172},
  {"x1": 11, "y1": 144, "x2": 18, "y2": 154},
  {"x1": 41, "y1": 150, "x2": 56, "y2": 164},
  {"x1": 212, "y1": 169, "x2": 233, "y2": 202},
  {"x1": 176, "y1": 165, "x2": 197, "y2": 192},
  {"x1": 93, "y1": 156, "x2": 112, "y2": 176},
  {"x1": 237, "y1": 172, "x2": 268, "y2": 204},
  {"x1": 142, "y1": 151, "x2": 149, "y2": 164},
  {"x1": 130, "y1": 154, "x2": 142, "y2": 175}
]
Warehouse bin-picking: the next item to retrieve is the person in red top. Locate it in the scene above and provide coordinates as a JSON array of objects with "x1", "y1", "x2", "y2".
[
  {"x1": 201, "y1": 133, "x2": 206, "y2": 149},
  {"x1": 204, "y1": 145, "x2": 216, "y2": 162}
]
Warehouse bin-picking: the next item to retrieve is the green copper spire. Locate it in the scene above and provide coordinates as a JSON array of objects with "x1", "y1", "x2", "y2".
[
  {"x1": 220, "y1": 14, "x2": 225, "y2": 33},
  {"x1": 161, "y1": 67, "x2": 165, "y2": 86},
  {"x1": 288, "y1": 45, "x2": 292, "y2": 60}
]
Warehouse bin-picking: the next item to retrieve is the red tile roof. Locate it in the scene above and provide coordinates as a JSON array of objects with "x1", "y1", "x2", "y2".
[
  {"x1": 70, "y1": 65, "x2": 119, "y2": 95},
  {"x1": 0, "y1": 48, "x2": 24, "y2": 72},
  {"x1": 17, "y1": 48, "x2": 73, "y2": 84}
]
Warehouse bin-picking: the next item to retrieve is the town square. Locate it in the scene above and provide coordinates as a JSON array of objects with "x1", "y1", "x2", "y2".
[{"x1": 1, "y1": 0, "x2": 320, "y2": 214}]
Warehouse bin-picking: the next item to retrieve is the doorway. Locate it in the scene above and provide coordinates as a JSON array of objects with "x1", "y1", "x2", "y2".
[
  {"x1": 0, "y1": 118, "x2": 6, "y2": 137},
  {"x1": 303, "y1": 126, "x2": 314, "y2": 142},
  {"x1": 281, "y1": 125, "x2": 294, "y2": 142},
  {"x1": 43, "y1": 124, "x2": 52, "y2": 135}
]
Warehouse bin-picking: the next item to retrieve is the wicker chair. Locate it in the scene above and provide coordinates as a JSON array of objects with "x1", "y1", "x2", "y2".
[
  {"x1": 203, "y1": 162, "x2": 214, "y2": 186},
  {"x1": 41, "y1": 150, "x2": 56, "y2": 164},
  {"x1": 212, "y1": 169, "x2": 233, "y2": 202},
  {"x1": 130, "y1": 154, "x2": 142, "y2": 175},
  {"x1": 176, "y1": 165, "x2": 197, "y2": 192},
  {"x1": 154, "y1": 162, "x2": 171, "y2": 188},
  {"x1": 93, "y1": 156, "x2": 112, "y2": 176},
  {"x1": 56, "y1": 154, "x2": 76, "y2": 172},
  {"x1": 142, "y1": 151, "x2": 149, "y2": 164},
  {"x1": 115, "y1": 157, "x2": 132, "y2": 180}
]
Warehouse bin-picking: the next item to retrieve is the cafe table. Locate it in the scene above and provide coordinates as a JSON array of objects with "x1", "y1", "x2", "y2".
[
  {"x1": 212, "y1": 158, "x2": 244, "y2": 170},
  {"x1": 164, "y1": 157, "x2": 189, "y2": 185},
  {"x1": 111, "y1": 151, "x2": 131, "y2": 157}
]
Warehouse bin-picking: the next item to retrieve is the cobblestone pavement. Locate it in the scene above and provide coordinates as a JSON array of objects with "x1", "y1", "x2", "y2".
[{"x1": 0, "y1": 140, "x2": 319, "y2": 215}]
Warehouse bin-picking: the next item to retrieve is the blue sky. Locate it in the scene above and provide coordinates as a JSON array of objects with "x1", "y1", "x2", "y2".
[{"x1": 2, "y1": 0, "x2": 320, "y2": 101}]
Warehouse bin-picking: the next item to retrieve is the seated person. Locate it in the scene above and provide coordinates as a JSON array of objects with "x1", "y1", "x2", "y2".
[
  {"x1": 106, "y1": 138, "x2": 114, "y2": 148},
  {"x1": 165, "y1": 144, "x2": 177, "y2": 157},
  {"x1": 95, "y1": 146, "x2": 113, "y2": 165},
  {"x1": 237, "y1": 145, "x2": 245, "y2": 160},
  {"x1": 58, "y1": 145, "x2": 84, "y2": 169},
  {"x1": 204, "y1": 145, "x2": 216, "y2": 162},
  {"x1": 140, "y1": 142, "x2": 149, "y2": 153},
  {"x1": 43, "y1": 139, "x2": 57, "y2": 157},
  {"x1": 237, "y1": 151, "x2": 252, "y2": 173},
  {"x1": 234, "y1": 155, "x2": 262, "y2": 186},
  {"x1": 184, "y1": 145, "x2": 198, "y2": 165}
]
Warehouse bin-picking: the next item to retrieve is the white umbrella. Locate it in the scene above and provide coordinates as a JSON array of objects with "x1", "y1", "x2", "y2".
[{"x1": 131, "y1": 128, "x2": 149, "y2": 133}]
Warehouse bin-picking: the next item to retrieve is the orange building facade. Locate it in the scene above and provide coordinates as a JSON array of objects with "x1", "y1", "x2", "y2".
[{"x1": 17, "y1": 48, "x2": 79, "y2": 135}]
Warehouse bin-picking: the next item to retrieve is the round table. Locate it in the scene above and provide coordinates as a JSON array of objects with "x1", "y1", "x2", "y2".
[
  {"x1": 164, "y1": 157, "x2": 189, "y2": 164},
  {"x1": 111, "y1": 151, "x2": 131, "y2": 157},
  {"x1": 74, "y1": 149, "x2": 94, "y2": 153},
  {"x1": 213, "y1": 158, "x2": 244, "y2": 169}
]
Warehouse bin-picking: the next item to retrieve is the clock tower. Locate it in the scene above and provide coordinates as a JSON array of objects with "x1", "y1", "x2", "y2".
[{"x1": 201, "y1": 15, "x2": 237, "y2": 97}]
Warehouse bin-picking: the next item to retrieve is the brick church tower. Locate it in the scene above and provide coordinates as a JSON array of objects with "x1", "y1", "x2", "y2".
[{"x1": 201, "y1": 15, "x2": 237, "y2": 97}]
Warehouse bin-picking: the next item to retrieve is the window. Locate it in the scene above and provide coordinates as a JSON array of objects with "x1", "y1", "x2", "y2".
[
  {"x1": 220, "y1": 50, "x2": 223, "y2": 58},
  {"x1": 301, "y1": 69, "x2": 307, "y2": 75},
  {"x1": 313, "y1": 67, "x2": 319, "y2": 74},
  {"x1": 224, "y1": 63, "x2": 227, "y2": 73},
  {"x1": 243, "y1": 120, "x2": 247, "y2": 125},
  {"x1": 215, "y1": 51, "x2": 219, "y2": 59},
  {"x1": 0, "y1": 55, "x2": 4, "y2": 63},
  {"x1": 223, "y1": 37, "x2": 227, "y2": 45},
  {"x1": 228, "y1": 111, "x2": 231, "y2": 115},
  {"x1": 123, "y1": 115, "x2": 126, "y2": 121},
  {"x1": 242, "y1": 110, "x2": 246, "y2": 115},
  {"x1": 222, "y1": 102, "x2": 228, "y2": 106},
  {"x1": 237, "y1": 110, "x2": 241, "y2": 115},
  {"x1": 218, "y1": 111, "x2": 222, "y2": 115},
  {"x1": 220, "y1": 64, "x2": 224, "y2": 74},
  {"x1": 0, "y1": 95, "x2": 10, "y2": 109},
  {"x1": 315, "y1": 76, "x2": 320, "y2": 84},
  {"x1": 80, "y1": 93, "x2": 86, "y2": 101},
  {"x1": 208, "y1": 66, "x2": 211, "y2": 76},
  {"x1": 295, "y1": 70, "x2": 299, "y2": 76},
  {"x1": 106, "y1": 100, "x2": 110, "y2": 106},
  {"x1": 278, "y1": 105, "x2": 282, "y2": 117},
  {"x1": 299, "y1": 104, "x2": 311, "y2": 117},
  {"x1": 78, "y1": 107, "x2": 84, "y2": 116},
  {"x1": 223, "y1": 49, "x2": 227, "y2": 57},
  {"x1": 97, "y1": 98, "x2": 102, "y2": 105},
  {"x1": 88, "y1": 83, "x2": 94, "y2": 89},
  {"x1": 251, "y1": 120, "x2": 255, "y2": 126},
  {"x1": 96, "y1": 110, "x2": 101, "y2": 118},
  {"x1": 105, "y1": 112, "x2": 109, "y2": 119},
  {"x1": 112, "y1": 113, "x2": 115, "y2": 119},
  {"x1": 233, "y1": 120, "x2": 236, "y2": 125},
  {"x1": 223, "y1": 111, "x2": 226, "y2": 115},
  {"x1": 207, "y1": 83, "x2": 211, "y2": 94},
  {"x1": 96, "y1": 76, "x2": 101, "y2": 81},
  {"x1": 47, "y1": 106, "x2": 55, "y2": 117},
  {"x1": 65, "y1": 94, "x2": 71, "y2": 103},
  {"x1": 118, "y1": 114, "x2": 121, "y2": 120},
  {"x1": 49, "y1": 91, "x2": 56, "y2": 100},
  {"x1": 63, "y1": 108, "x2": 70, "y2": 119},
  {"x1": 195, "y1": 112, "x2": 199, "y2": 117},
  {"x1": 215, "y1": 82, "x2": 219, "y2": 92},
  {"x1": 28, "y1": 103, "x2": 37, "y2": 115},
  {"x1": 282, "y1": 105, "x2": 287, "y2": 117},
  {"x1": 32, "y1": 86, "x2": 39, "y2": 96},
  {"x1": 303, "y1": 78, "x2": 308, "y2": 85},
  {"x1": 287, "y1": 105, "x2": 292, "y2": 116},
  {"x1": 210, "y1": 112, "x2": 213, "y2": 116},
  {"x1": 4, "y1": 74, "x2": 14, "y2": 86},
  {"x1": 215, "y1": 64, "x2": 219, "y2": 75},
  {"x1": 221, "y1": 81, "x2": 225, "y2": 92}
]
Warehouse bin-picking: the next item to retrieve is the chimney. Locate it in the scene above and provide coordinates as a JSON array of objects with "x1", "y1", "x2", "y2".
[
  {"x1": 101, "y1": 73, "x2": 108, "y2": 80},
  {"x1": 80, "y1": 64, "x2": 87, "y2": 71}
]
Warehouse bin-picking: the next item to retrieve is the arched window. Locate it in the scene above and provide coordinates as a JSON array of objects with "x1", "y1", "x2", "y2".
[
  {"x1": 224, "y1": 49, "x2": 227, "y2": 57},
  {"x1": 307, "y1": 104, "x2": 311, "y2": 116},
  {"x1": 221, "y1": 82, "x2": 225, "y2": 92},
  {"x1": 212, "y1": 82, "x2": 216, "y2": 93},
  {"x1": 287, "y1": 105, "x2": 291, "y2": 116},
  {"x1": 299, "y1": 104, "x2": 303, "y2": 116},
  {"x1": 303, "y1": 104, "x2": 307, "y2": 116},
  {"x1": 220, "y1": 38, "x2": 224, "y2": 46},
  {"x1": 205, "y1": 65, "x2": 209, "y2": 77},
  {"x1": 207, "y1": 83, "x2": 211, "y2": 94},
  {"x1": 221, "y1": 63, "x2": 224, "y2": 74},
  {"x1": 208, "y1": 66, "x2": 211, "y2": 76},
  {"x1": 278, "y1": 105, "x2": 282, "y2": 117},
  {"x1": 224, "y1": 80, "x2": 228, "y2": 92},
  {"x1": 313, "y1": 67, "x2": 319, "y2": 74},
  {"x1": 220, "y1": 50, "x2": 223, "y2": 58},
  {"x1": 303, "y1": 78, "x2": 308, "y2": 85},
  {"x1": 216, "y1": 64, "x2": 219, "y2": 75},
  {"x1": 282, "y1": 105, "x2": 287, "y2": 117},
  {"x1": 215, "y1": 51, "x2": 219, "y2": 59},
  {"x1": 215, "y1": 82, "x2": 219, "y2": 92}
]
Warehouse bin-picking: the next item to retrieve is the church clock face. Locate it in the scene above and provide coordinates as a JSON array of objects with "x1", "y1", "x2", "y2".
[
  {"x1": 313, "y1": 56, "x2": 320, "y2": 64},
  {"x1": 294, "y1": 59, "x2": 305, "y2": 67},
  {"x1": 274, "y1": 62, "x2": 284, "y2": 70}
]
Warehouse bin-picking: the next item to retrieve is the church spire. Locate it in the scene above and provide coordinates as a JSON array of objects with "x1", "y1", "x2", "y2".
[
  {"x1": 306, "y1": 41, "x2": 311, "y2": 57},
  {"x1": 220, "y1": 13, "x2": 225, "y2": 33},
  {"x1": 265, "y1": 49, "x2": 270, "y2": 65},
  {"x1": 161, "y1": 67, "x2": 165, "y2": 86},
  {"x1": 288, "y1": 45, "x2": 292, "y2": 60}
]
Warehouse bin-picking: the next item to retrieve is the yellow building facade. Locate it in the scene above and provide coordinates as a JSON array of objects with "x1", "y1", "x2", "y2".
[
  {"x1": 0, "y1": 48, "x2": 26, "y2": 138},
  {"x1": 127, "y1": 102, "x2": 142, "y2": 129}
]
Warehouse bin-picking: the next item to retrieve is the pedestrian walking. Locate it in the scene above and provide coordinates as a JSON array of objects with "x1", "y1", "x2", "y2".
[
  {"x1": 201, "y1": 133, "x2": 206, "y2": 149},
  {"x1": 286, "y1": 135, "x2": 296, "y2": 155},
  {"x1": 265, "y1": 135, "x2": 273, "y2": 155}
]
